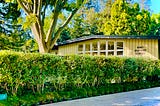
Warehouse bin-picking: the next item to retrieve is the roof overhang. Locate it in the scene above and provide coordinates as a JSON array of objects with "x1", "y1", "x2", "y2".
[{"x1": 58, "y1": 35, "x2": 160, "y2": 46}]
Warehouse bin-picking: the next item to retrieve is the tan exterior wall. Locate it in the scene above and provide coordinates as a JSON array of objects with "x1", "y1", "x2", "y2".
[
  {"x1": 58, "y1": 43, "x2": 78, "y2": 55},
  {"x1": 124, "y1": 39, "x2": 158, "y2": 59},
  {"x1": 58, "y1": 38, "x2": 159, "y2": 59}
]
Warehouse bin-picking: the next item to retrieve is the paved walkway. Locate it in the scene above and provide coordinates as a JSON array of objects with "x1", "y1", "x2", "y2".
[{"x1": 42, "y1": 87, "x2": 160, "y2": 106}]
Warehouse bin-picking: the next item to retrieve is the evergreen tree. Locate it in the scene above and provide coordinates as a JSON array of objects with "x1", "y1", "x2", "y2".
[
  {"x1": 0, "y1": 1, "x2": 21, "y2": 34},
  {"x1": 0, "y1": 1, "x2": 32, "y2": 51}
]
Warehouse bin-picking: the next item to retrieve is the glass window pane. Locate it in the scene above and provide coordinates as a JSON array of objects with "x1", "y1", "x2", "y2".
[
  {"x1": 92, "y1": 42, "x2": 98, "y2": 51},
  {"x1": 85, "y1": 52, "x2": 90, "y2": 55},
  {"x1": 78, "y1": 52, "x2": 83, "y2": 54},
  {"x1": 100, "y1": 42, "x2": 106, "y2": 50},
  {"x1": 93, "y1": 52, "x2": 98, "y2": 55},
  {"x1": 117, "y1": 42, "x2": 123, "y2": 50},
  {"x1": 85, "y1": 44, "x2": 90, "y2": 51},
  {"x1": 100, "y1": 52, "x2": 106, "y2": 56},
  {"x1": 78, "y1": 45, "x2": 83, "y2": 51},
  {"x1": 108, "y1": 51, "x2": 114, "y2": 56},
  {"x1": 117, "y1": 51, "x2": 123, "y2": 55},
  {"x1": 108, "y1": 42, "x2": 114, "y2": 50}
]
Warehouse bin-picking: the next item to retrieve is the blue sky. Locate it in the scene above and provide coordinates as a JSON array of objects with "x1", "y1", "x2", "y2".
[{"x1": 151, "y1": 0, "x2": 160, "y2": 13}]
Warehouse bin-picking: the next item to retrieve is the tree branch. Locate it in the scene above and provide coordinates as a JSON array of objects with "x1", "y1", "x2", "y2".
[
  {"x1": 45, "y1": 12, "x2": 59, "y2": 45},
  {"x1": 37, "y1": 0, "x2": 42, "y2": 16},
  {"x1": 42, "y1": 2, "x2": 48, "y2": 26},
  {"x1": 45, "y1": 1, "x2": 61, "y2": 47},
  {"x1": 45, "y1": 0, "x2": 68, "y2": 48},
  {"x1": 17, "y1": 0, "x2": 31, "y2": 15},
  {"x1": 33, "y1": 0, "x2": 37, "y2": 14},
  {"x1": 50, "y1": 9, "x2": 78, "y2": 49}
]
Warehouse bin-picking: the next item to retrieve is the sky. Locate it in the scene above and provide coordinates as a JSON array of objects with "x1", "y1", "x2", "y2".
[{"x1": 150, "y1": 0, "x2": 160, "y2": 13}]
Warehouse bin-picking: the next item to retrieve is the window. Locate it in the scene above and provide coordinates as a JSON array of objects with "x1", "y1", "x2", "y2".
[
  {"x1": 77, "y1": 41, "x2": 124, "y2": 56},
  {"x1": 78, "y1": 44, "x2": 83, "y2": 54},
  {"x1": 116, "y1": 42, "x2": 123, "y2": 56},
  {"x1": 78, "y1": 44, "x2": 83, "y2": 51},
  {"x1": 100, "y1": 52, "x2": 106, "y2": 56},
  {"x1": 108, "y1": 41, "x2": 114, "y2": 50},
  {"x1": 92, "y1": 42, "x2": 98, "y2": 51},
  {"x1": 100, "y1": 42, "x2": 106, "y2": 50},
  {"x1": 108, "y1": 51, "x2": 114, "y2": 56},
  {"x1": 85, "y1": 44, "x2": 90, "y2": 51},
  {"x1": 100, "y1": 42, "x2": 106, "y2": 56},
  {"x1": 108, "y1": 41, "x2": 114, "y2": 56},
  {"x1": 93, "y1": 52, "x2": 98, "y2": 55},
  {"x1": 117, "y1": 51, "x2": 123, "y2": 55},
  {"x1": 117, "y1": 42, "x2": 123, "y2": 50}
]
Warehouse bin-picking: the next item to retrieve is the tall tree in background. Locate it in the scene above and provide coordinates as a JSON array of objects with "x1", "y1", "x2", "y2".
[
  {"x1": 5, "y1": 0, "x2": 86, "y2": 53},
  {"x1": 149, "y1": 14, "x2": 160, "y2": 36},
  {"x1": 0, "y1": 1, "x2": 32, "y2": 51},
  {"x1": 102, "y1": 0, "x2": 152, "y2": 36},
  {"x1": 0, "y1": 1, "x2": 21, "y2": 34},
  {"x1": 97, "y1": 0, "x2": 114, "y2": 33},
  {"x1": 69, "y1": 8, "x2": 101, "y2": 39}
]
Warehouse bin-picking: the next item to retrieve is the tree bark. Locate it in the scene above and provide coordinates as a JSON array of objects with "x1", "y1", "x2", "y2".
[
  {"x1": 31, "y1": 24, "x2": 48, "y2": 53},
  {"x1": 17, "y1": 0, "x2": 84, "y2": 53}
]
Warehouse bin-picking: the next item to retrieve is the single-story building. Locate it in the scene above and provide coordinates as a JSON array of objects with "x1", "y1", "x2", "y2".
[{"x1": 54, "y1": 35, "x2": 160, "y2": 59}]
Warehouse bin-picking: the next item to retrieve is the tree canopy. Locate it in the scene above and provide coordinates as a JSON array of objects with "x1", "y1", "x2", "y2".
[
  {"x1": 4, "y1": 0, "x2": 86, "y2": 53},
  {"x1": 1, "y1": 0, "x2": 160, "y2": 52},
  {"x1": 0, "y1": 1, "x2": 33, "y2": 51},
  {"x1": 100, "y1": 0, "x2": 159, "y2": 36}
]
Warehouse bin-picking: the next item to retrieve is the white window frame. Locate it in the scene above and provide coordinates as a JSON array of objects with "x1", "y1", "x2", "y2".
[
  {"x1": 99, "y1": 41, "x2": 107, "y2": 56},
  {"x1": 116, "y1": 41, "x2": 124, "y2": 56},
  {"x1": 84, "y1": 43, "x2": 91, "y2": 55},
  {"x1": 107, "y1": 41, "x2": 115, "y2": 56},
  {"x1": 77, "y1": 40, "x2": 124, "y2": 56}
]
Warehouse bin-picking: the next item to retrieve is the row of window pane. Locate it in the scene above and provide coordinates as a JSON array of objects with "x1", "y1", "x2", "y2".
[
  {"x1": 78, "y1": 42, "x2": 123, "y2": 51},
  {"x1": 78, "y1": 41, "x2": 123, "y2": 56},
  {"x1": 79, "y1": 51, "x2": 123, "y2": 56}
]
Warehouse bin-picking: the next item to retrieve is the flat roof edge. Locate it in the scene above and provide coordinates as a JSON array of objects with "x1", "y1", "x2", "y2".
[{"x1": 58, "y1": 35, "x2": 160, "y2": 46}]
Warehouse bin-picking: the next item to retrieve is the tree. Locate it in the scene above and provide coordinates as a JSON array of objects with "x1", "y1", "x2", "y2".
[
  {"x1": 68, "y1": 7, "x2": 101, "y2": 39},
  {"x1": 5, "y1": 0, "x2": 86, "y2": 53},
  {"x1": 149, "y1": 14, "x2": 160, "y2": 36},
  {"x1": 0, "y1": 32, "x2": 28, "y2": 51},
  {"x1": 97, "y1": 0, "x2": 114, "y2": 34},
  {"x1": 0, "y1": 1, "x2": 32, "y2": 51},
  {"x1": 0, "y1": 1, "x2": 21, "y2": 34},
  {"x1": 102, "y1": 0, "x2": 152, "y2": 36}
]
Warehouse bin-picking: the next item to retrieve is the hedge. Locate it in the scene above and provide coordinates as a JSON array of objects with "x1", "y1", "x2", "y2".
[{"x1": 0, "y1": 50, "x2": 160, "y2": 105}]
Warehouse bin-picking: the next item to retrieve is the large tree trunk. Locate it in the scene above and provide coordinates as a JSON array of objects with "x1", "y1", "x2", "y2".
[
  {"x1": 37, "y1": 40, "x2": 49, "y2": 53},
  {"x1": 16, "y1": 0, "x2": 84, "y2": 53},
  {"x1": 31, "y1": 24, "x2": 49, "y2": 53}
]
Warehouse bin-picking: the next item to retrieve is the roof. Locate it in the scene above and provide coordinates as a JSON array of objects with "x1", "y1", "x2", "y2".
[{"x1": 58, "y1": 35, "x2": 160, "y2": 46}]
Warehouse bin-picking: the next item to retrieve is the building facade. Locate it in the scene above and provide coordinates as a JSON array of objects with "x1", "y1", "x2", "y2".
[{"x1": 55, "y1": 35, "x2": 160, "y2": 59}]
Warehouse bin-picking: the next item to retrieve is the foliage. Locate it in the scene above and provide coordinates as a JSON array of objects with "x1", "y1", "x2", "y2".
[
  {"x1": 0, "y1": 2, "x2": 21, "y2": 34},
  {"x1": 0, "y1": 51, "x2": 160, "y2": 105},
  {"x1": 100, "y1": 0, "x2": 158, "y2": 36},
  {"x1": 0, "y1": 51, "x2": 159, "y2": 95},
  {"x1": 68, "y1": 7, "x2": 102, "y2": 39},
  {"x1": 4, "y1": 0, "x2": 86, "y2": 53},
  {"x1": 149, "y1": 14, "x2": 160, "y2": 36}
]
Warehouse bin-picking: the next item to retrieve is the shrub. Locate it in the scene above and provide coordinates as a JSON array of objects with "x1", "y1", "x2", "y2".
[{"x1": 0, "y1": 50, "x2": 160, "y2": 105}]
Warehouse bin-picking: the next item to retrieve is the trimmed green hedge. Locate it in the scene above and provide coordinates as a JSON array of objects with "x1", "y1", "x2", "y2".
[{"x1": 0, "y1": 50, "x2": 160, "y2": 105}]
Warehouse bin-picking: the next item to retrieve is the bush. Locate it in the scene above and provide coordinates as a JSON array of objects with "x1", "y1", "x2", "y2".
[{"x1": 0, "y1": 50, "x2": 160, "y2": 105}]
